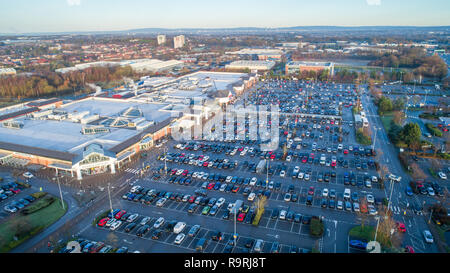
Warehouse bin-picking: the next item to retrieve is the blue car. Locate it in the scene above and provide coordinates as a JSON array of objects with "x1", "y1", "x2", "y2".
[
  {"x1": 349, "y1": 240, "x2": 367, "y2": 250},
  {"x1": 405, "y1": 186, "x2": 414, "y2": 196},
  {"x1": 127, "y1": 193, "x2": 136, "y2": 201},
  {"x1": 108, "y1": 209, "x2": 121, "y2": 218},
  {"x1": 213, "y1": 182, "x2": 221, "y2": 190}
]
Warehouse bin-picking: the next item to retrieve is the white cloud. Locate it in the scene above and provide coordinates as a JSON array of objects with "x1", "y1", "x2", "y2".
[
  {"x1": 67, "y1": 0, "x2": 81, "y2": 6},
  {"x1": 366, "y1": 0, "x2": 381, "y2": 5}
]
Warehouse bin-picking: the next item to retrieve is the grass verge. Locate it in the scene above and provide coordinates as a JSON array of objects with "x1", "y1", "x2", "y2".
[{"x1": 0, "y1": 196, "x2": 67, "y2": 253}]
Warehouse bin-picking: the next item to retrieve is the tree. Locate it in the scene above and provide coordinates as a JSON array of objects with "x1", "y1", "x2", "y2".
[
  {"x1": 401, "y1": 123, "x2": 422, "y2": 146},
  {"x1": 378, "y1": 96, "x2": 393, "y2": 114}
]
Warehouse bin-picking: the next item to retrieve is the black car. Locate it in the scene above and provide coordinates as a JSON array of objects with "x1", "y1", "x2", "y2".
[
  {"x1": 136, "y1": 225, "x2": 150, "y2": 237},
  {"x1": 302, "y1": 215, "x2": 311, "y2": 225},
  {"x1": 271, "y1": 208, "x2": 279, "y2": 219},
  {"x1": 125, "y1": 223, "x2": 137, "y2": 233},
  {"x1": 211, "y1": 231, "x2": 223, "y2": 241},
  {"x1": 286, "y1": 211, "x2": 294, "y2": 222},
  {"x1": 151, "y1": 229, "x2": 163, "y2": 240},
  {"x1": 245, "y1": 239, "x2": 255, "y2": 248}
]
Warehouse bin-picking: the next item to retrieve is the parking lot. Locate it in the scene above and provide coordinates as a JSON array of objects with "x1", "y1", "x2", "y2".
[{"x1": 73, "y1": 79, "x2": 445, "y2": 253}]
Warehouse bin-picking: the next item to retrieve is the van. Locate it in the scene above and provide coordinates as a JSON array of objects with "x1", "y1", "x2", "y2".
[
  {"x1": 343, "y1": 188, "x2": 351, "y2": 200},
  {"x1": 195, "y1": 238, "x2": 208, "y2": 252}
]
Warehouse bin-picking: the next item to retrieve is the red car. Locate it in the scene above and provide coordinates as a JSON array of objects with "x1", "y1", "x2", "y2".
[
  {"x1": 396, "y1": 222, "x2": 406, "y2": 233},
  {"x1": 331, "y1": 162, "x2": 336, "y2": 167},
  {"x1": 207, "y1": 183, "x2": 215, "y2": 190},
  {"x1": 404, "y1": 246, "x2": 414, "y2": 253},
  {"x1": 302, "y1": 157, "x2": 308, "y2": 163},
  {"x1": 97, "y1": 217, "x2": 110, "y2": 227},
  {"x1": 189, "y1": 195, "x2": 196, "y2": 203},
  {"x1": 237, "y1": 213, "x2": 246, "y2": 222},
  {"x1": 308, "y1": 186, "x2": 315, "y2": 195},
  {"x1": 10, "y1": 188, "x2": 21, "y2": 194},
  {"x1": 310, "y1": 153, "x2": 315, "y2": 159},
  {"x1": 171, "y1": 169, "x2": 177, "y2": 175},
  {"x1": 343, "y1": 149, "x2": 349, "y2": 155},
  {"x1": 270, "y1": 154, "x2": 276, "y2": 160},
  {"x1": 232, "y1": 186, "x2": 240, "y2": 193},
  {"x1": 115, "y1": 210, "x2": 126, "y2": 219},
  {"x1": 203, "y1": 161, "x2": 209, "y2": 167},
  {"x1": 182, "y1": 170, "x2": 189, "y2": 176}
]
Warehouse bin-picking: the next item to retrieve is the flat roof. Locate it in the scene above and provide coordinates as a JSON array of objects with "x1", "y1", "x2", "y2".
[{"x1": 287, "y1": 61, "x2": 333, "y2": 67}]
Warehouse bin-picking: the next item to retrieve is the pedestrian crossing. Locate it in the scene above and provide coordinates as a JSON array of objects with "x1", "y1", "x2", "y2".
[
  {"x1": 391, "y1": 205, "x2": 401, "y2": 215},
  {"x1": 124, "y1": 168, "x2": 140, "y2": 174}
]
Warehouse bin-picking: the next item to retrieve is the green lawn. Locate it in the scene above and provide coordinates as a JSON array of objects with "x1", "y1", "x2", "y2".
[
  {"x1": 0, "y1": 196, "x2": 67, "y2": 253},
  {"x1": 349, "y1": 225, "x2": 392, "y2": 249},
  {"x1": 380, "y1": 113, "x2": 394, "y2": 133}
]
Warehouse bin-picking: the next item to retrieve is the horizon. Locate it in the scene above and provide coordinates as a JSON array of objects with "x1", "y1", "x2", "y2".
[{"x1": 1, "y1": 0, "x2": 449, "y2": 34}]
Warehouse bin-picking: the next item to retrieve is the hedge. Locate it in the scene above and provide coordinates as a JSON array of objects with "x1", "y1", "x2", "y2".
[
  {"x1": 21, "y1": 196, "x2": 56, "y2": 215},
  {"x1": 30, "y1": 192, "x2": 48, "y2": 199},
  {"x1": 426, "y1": 123, "x2": 443, "y2": 137}
]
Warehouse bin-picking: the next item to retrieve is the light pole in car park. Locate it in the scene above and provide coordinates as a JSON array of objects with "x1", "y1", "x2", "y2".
[
  {"x1": 56, "y1": 176, "x2": 65, "y2": 210},
  {"x1": 108, "y1": 182, "x2": 113, "y2": 217}
]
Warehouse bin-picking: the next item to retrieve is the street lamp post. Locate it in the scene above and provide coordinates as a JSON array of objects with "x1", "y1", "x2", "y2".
[
  {"x1": 56, "y1": 176, "x2": 65, "y2": 210},
  {"x1": 108, "y1": 183, "x2": 113, "y2": 216}
]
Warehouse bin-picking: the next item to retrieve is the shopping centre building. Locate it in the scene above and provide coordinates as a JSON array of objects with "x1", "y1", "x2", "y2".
[{"x1": 0, "y1": 71, "x2": 257, "y2": 180}]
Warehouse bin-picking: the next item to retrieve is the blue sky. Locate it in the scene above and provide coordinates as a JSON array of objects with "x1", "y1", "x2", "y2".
[{"x1": 0, "y1": 0, "x2": 449, "y2": 33}]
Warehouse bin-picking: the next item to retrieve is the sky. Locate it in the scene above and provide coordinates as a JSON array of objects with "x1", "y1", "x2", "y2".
[{"x1": 0, "y1": 0, "x2": 449, "y2": 33}]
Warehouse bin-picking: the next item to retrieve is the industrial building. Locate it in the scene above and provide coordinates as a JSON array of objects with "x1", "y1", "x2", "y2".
[
  {"x1": 225, "y1": 60, "x2": 276, "y2": 72},
  {"x1": 285, "y1": 61, "x2": 335, "y2": 76}
]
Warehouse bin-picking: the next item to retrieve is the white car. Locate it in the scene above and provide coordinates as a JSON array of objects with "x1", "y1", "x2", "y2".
[
  {"x1": 130, "y1": 185, "x2": 142, "y2": 193},
  {"x1": 353, "y1": 203, "x2": 360, "y2": 212},
  {"x1": 248, "y1": 192, "x2": 256, "y2": 201},
  {"x1": 127, "y1": 213, "x2": 139, "y2": 223},
  {"x1": 156, "y1": 198, "x2": 167, "y2": 207},
  {"x1": 293, "y1": 166, "x2": 300, "y2": 173},
  {"x1": 322, "y1": 188, "x2": 329, "y2": 197},
  {"x1": 427, "y1": 187, "x2": 435, "y2": 196},
  {"x1": 174, "y1": 233, "x2": 186, "y2": 245},
  {"x1": 280, "y1": 170, "x2": 286, "y2": 177},
  {"x1": 216, "y1": 197, "x2": 225, "y2": 207},
  {"x1": 226, "y1": 176, "x2": 233, "y2": 183},
  {"x1": 304, "y1": 173, "x2": 310, "y2": 181},
  {"x1": 250, "y1": 177, "x2": 257, "y2": 186},
  {"x1": 283, "y1": 193, "x2": 291, "y2": 202},
  {"x1": 23, "y1": 172, "x2": 34, "y2": 179},
  {"x1": 366, "y1": 194, "x2": 374, "y2": 204},
  {"x1": 438, "y1": 172, "x2": 447, "y2": 180},
  {"x1": 297, "y1": 172, "x2": 304, "y2": 179},
  {"x1": 423, "y1": 230, "x2": 434, "y2": 243},
  {"x1": 140, "y1": 217, "x2": 151, "y2": 225},
  {"x1": 279, "y1": 210, "x2": 287, "y2": 220},
  {"x1": 153, "y1": 217, "x2": 165, "y2": 229},
  {"x1": 4, "y1": 205, "x2": 17, "y2": 213},
  {"x1": 371, "y1": 176, "x2": 378, "y2": 183},
  {"x1": 105, "y1": 218, "x2": 116, "y2": 227},
  {"x1": 219, "y1": 184, "x2": 227, "y2": 192},
  {"x1": 110, "y1": 220, "x2": 122, "y2": 231},
  {"x1": 368, "y1": 205, "x2": 377, "y2": 215},
  {"x1": 173, "y1": 222, "x2": 186, "y2": 234},
  {"x1": 337, "y1": 201, "x2": 344, "y2": 210},
  {"x1": 286, "y1": 156, "x2": 292, "y2": 162}
]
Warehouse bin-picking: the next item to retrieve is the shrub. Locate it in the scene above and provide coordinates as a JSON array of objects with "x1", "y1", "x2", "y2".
[
  {"x1": 310, "y1": 216, "x2": 324, "y2": 237},
  {"x1": 16, "y1": 181, "x2": 31, "y2": 188}
]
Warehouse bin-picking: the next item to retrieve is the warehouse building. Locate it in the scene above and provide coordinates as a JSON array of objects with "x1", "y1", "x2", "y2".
[
  {"x1": 225, "y1": 60, "x2": 275, "y2": 72},
  {"x1": 285, "y1": 61, "x2": 334, "y2": 76}
]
